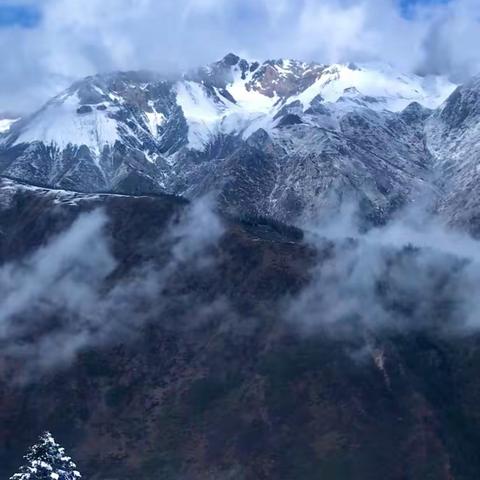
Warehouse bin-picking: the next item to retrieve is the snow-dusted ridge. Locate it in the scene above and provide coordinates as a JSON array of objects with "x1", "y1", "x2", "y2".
[
  {"x1": 2, "y1": 53, "x2": 476, "y2": 231},
  {"x1": 2, "y1": 55, "x2": 456, "y2": 154},
  {"x1": 176, "y1": 57, "x2": 456, "y2": 150},
  {"x1": 12, "y1": 92, "x2": 120, "y2": 157}
]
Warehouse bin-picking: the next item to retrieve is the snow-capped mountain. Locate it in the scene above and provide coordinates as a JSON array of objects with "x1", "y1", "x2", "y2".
[
  {"x1": 6, "y1": 56, "x2": 480, "y2": 480},
  {"x1": 178, "y1": 55, "x2": 452, "y2": 149},
  {"x1": 0, "y1": 53, "x2": 470, "y2": 227}
]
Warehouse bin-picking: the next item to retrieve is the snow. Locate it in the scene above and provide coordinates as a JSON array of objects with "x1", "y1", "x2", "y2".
[
  {"x1": 175, "y1": 60, "x2": 455, "y2": 150},
  {"x1": 145, "y1": 102, "x2": 166, "y2": 136},
  {"x1": 0, "y1": 118, "x2": 18, "y2": 133},
  {"x1": 9, "y1": 432, "x2": 82, "y2": 480},
  {"x1": 0, "y1": 178, "x2": 143, "y2": 206},
  {"x1": 108, "y1": 92, "x2": 125, "y2": 104},
  {"x1": 6, "y1": 58, "x2": 457, "y2": 157},
  {"x1": 275, "y1": 62, "x2": 291, "y2": 76},
  {"x1": 13, "y1": 92, "x2": 120, "y2": 156},
  {"x1": 176, "y1": 66, "x2": 280, "y2": 149},
  {"x1": 294, "y1": 63, "x2": 456, "y2": 112},
  {"x1": 227, "y1": 67, "x2": 279, "y2": 113},
  {"x1": 175, "y1": 81, "x2": 227, "y2": 150}
]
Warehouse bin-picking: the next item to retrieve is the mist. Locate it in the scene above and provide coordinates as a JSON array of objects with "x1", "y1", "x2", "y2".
[
  {"x1": 4, "y1": 188, "x2": 480, "y2": 378},
  {"x1": 0, "y1": 196, "x2": 225, "y2": 378},
  {"x1": 286, "y1": 200, "x2": 480, "y2": 338}
]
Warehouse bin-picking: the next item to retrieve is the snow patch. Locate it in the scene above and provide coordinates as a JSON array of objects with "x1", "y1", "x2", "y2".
[
  {"x1": 0, "y1": 118, "x2": 18, "y2": 133},
  {"x1": 145, "y1": 102, "x2": 166, "y2": 136},
  {"x1": 295, "y1": 63, "x2": 455, "y2": 112},
  {"x1": 13, "y1": 92, "x2": 120, "y2": 155},
  {"x1": 175, "y1": 81, "x2": 227, "y2": 150},
  {"x1": 176, "y1": 67, "x2": 280, "y2": 149},
  {"x1": 227, "y1": 68, "x2": 279, "y2": 114}
]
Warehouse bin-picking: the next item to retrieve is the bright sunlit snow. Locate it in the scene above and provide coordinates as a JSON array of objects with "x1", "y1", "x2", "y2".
[
  {"x1": 0, "y1": 118, "x2": 18, "y2": 133},
  {"x1": 8, "y1": 59, "x2": 457, "y2": 154},
  {"x1": 145, "y1": 102, "x2": 166, "y2": 136},
  {"x1": 14, "y1": 91, "x2": 120, "y2": 155},
  {"x1": 294, "y1": 63, "x2": 455, "y2": 112}
]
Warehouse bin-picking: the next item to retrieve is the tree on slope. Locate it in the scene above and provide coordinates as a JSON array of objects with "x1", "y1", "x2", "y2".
[{"x1": 10, "y1": 432, "x2": 81, "y2": 480}]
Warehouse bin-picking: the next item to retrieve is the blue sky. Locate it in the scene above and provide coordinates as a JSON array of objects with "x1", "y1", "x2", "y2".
[
  {"x1": 399, "y1": 0, "x2": 450, "y2": 16},
  {"x1": 0, "y1": 4, "x2": 41, "y2": 28}
]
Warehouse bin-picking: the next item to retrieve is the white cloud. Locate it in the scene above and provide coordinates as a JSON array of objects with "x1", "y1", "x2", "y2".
[
  {"x1": 287, "y1": 199, "x2": 480, "y2": 338},
  {"x1": 0, "y1": 0, "x2": 479, "y2": 113},
  {"x1": 0, "y1": 197, "x2": 225, "y2": 377},
  {"x1": 296, "y1": 2, "x2": 370, "y2": 63}
]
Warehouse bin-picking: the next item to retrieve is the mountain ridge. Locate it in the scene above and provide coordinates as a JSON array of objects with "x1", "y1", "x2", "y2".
[{"x1": 3, "y1": 53, "x2": 480, "y2": 233}]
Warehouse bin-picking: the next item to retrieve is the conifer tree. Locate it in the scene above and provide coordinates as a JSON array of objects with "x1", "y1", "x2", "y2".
[{"x1": 10, "y1": 432, "x2": 81, "y2": 480}]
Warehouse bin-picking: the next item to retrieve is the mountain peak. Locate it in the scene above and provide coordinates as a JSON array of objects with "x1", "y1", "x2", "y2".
[{"x1": 221, "y1": 53, "x2": 242, "y2": 66}]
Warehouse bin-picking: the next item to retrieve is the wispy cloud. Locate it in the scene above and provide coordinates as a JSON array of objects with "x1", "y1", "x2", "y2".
[
  {"x1": 0, "y1": 197, "x2": 225, "y2": 378},
  {"x1": 286, "y1": 200, "x2": 480, "y2": 339}
]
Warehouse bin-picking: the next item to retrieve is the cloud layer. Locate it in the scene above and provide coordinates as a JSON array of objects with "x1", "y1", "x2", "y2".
[
  {"x1": 287, "y1": 200, "x2": 480, "y2": 339},
  {"x1": 0, "y1": 0, "x2": 479, "y2": 113}
]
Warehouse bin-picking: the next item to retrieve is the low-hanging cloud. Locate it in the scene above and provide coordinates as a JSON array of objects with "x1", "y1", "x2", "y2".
[
  {"x1": 1, "y1": 0, "x2": 480, "y2": 113},
  {"x1": 287, "y1": 200, "x2": 480, "y2": 338},
  {"x1": 0, "y1": 209, "x2": 115, "y2": 327},
  {"x1": 0, "y1": 196, "x2": 225, "y2": 378}
]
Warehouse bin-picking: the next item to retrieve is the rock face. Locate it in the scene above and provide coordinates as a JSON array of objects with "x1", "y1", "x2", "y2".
[
  {"x1": 0, "y1": 54, "x2": 466, "y2": 228},
  {"x1": 426, "y1": 76, "x2": 480, "y2": 234},
  {"x1": 1, "y1": 178, "x2": 480, "y2": 480}
]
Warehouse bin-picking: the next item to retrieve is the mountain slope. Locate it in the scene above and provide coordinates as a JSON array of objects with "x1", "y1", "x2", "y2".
[
  {"x1": 426, "y1": 75, "x2": 480, "y2": 233},
  {"x1": 0, "y1": 54, "x2": 456, "y2": 225},
  {"x1": 2, "y1": 177, "x2": 480, "y2": 480}
]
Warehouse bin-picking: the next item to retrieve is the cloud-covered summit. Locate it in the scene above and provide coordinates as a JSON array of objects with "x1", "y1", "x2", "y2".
[{"x1": 0, "y1": 0, "x2": 479, "y2": 114}]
